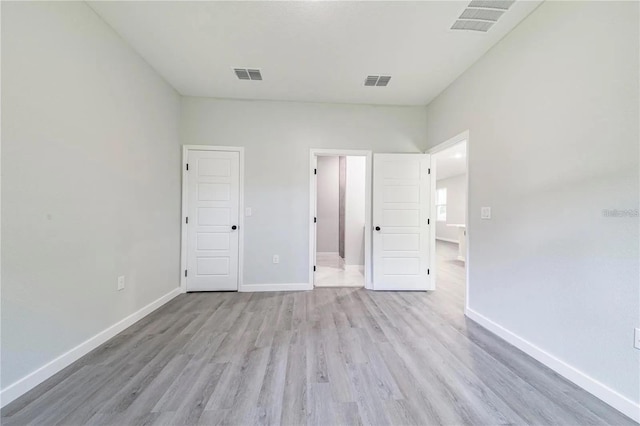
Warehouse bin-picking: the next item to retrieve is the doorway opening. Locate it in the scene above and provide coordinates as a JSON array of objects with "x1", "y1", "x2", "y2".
[
  {"x1": 309, "y1": 149, "x2": 372, "y2": 289},
  {"x1": 429, "y1": 132, "x2": 468, "y2": 308}
]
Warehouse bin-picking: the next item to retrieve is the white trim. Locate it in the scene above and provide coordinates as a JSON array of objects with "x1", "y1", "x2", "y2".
[
  {"x1": 0, "y1": 287, "x2": 181, "y2": 408},
  {"x1": 429, "y1": 157, "x2": 437, "y2": 290},
  {"x1": 309, "y1": 153, "x2": 317, "y2": 288},
  {"x1": 436, "y1": 237, "x2": 458, "y2": 244},
  {"x1": 181, "y1": 145, "x2": 245, "y2": 293},
  {"x1": 239, "y1": 283, "x2": 312, "y2": 292},
  {"x1": 465, "y1": 308, "x2": 640, "y2": 423},
  {"x1": 428, "y1": 130, "x2": 470, "y2": 309},
  {"x1": 427, "y1": 130, "x2": 469, "y2": 155},
  {"x1": 309, "y1": 149, "x2": 373, "y2": 290},
  {"x1": 316, "y1": 251, "x2": 339, "y2": 256}
]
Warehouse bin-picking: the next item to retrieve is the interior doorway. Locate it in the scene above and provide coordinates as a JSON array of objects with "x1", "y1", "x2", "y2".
[
  {"x1": 429, "y1": 131, "x2": 469, "y2": 307},
  {"x1": 309, "y1": 149, "x2": 372, "y2": 289},
  {"x1": 315, "y1": 155, "x2": 365, "y2": 287}
]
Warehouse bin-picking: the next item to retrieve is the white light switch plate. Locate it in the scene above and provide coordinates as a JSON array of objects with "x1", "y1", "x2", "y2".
[
  {"x1": 634, "y1": 328, "x2": 640, "y2": 350},
  {"x1": 245, "y1": 207, "x2": 252, "y2": 217},
  {"x1": 273, "y1": 255, "x2": 279, "y2": 264},
  {"x1": 117, "y1": 276, "x2": 125, "y2": 291},
  {"x1": 481, "y1": 207, "x2": 491, "y2": 219}
]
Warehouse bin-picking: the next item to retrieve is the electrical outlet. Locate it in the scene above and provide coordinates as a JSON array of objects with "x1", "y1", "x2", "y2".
[
  {"x1": 481, "y1": 207, "x2": 492, "y2": 219},
  {"x1": 273, "y1": 255, "x2": 279, "y2": 264},
  {"x1": 634, "y1": 328, "x2": 640, "y2": 350},
  {"x1": 117, "y1": 276, "x2": 125, "y2": 291}
]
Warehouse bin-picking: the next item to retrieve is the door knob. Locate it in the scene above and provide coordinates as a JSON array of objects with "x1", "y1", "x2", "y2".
[
  {"x1": 231, "y1": 225, "x2": 237, "y2": 230},
  {"x1": 375, "y1": 226, "x2": 381, "y2": 231}
]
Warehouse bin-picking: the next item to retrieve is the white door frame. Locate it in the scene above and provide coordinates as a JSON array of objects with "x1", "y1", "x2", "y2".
[
  {"x1": 309, "y1": 149, "x2": 373, "y2": 289},
  {"x1": 180, "y1": 145, "x2": 245, "y2": 293},
  {"x1": 427, "y1": 130, "x2": 470, "y2": 309}
]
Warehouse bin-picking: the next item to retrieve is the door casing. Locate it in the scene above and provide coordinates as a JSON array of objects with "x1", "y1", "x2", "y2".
[
  {"x1": 180, "y1": 145, "x2": 245, "y2": 293},
  {"x1": 427, "y1": 130, "x2": 470, "y2": 309}
]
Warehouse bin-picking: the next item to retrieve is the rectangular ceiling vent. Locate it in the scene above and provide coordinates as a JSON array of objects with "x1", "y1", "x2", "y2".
[
  {"x1": 234, "y1": 68, "x2": 262, "y2": 81},
  {"x1": 451, "y1": 0, "x2": 514, "y2": 32},
  {"x1": 364, "y1": 75, "x2": 391, "y2": 87}
]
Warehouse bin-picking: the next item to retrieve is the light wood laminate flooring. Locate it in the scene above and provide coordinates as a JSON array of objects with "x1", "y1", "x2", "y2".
[{"x1": 2, "y1": 241, "x2": 635, "y2": 425}]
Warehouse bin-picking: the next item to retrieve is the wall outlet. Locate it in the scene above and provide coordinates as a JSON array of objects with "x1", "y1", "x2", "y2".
[
  {"x1": 245, "y1": 207, "x2": 252, "y2": 217},
  {"x1": 481, "y1": 207, "x2": 492, "y2": 219},
  {"x1": 634, "y1": 328, "x2": 640, "y2": 350},
  {"x1": 117, "y1": 276, "x2": 125, "y2": 291},
  {"x1": 272, "y1": 255, "x2": 279, "y2": 264}
]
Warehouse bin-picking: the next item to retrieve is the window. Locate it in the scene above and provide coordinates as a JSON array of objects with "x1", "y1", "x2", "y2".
[{"x1": 436, "y1": 188, "x2": 447, "y2": 222}]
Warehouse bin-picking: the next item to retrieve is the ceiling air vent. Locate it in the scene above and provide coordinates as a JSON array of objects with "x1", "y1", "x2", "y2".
[
  {"x1": 234, "y1": 68, "x2": 262, "y2": 81},
  {"x1": 364, "y1": 75, "x2": 391, "y2": 87},
  {"x1": 451, "y1": 20, "x2": 494, "y2": 32},
  {"x1": 451, "y1": 0, "x2": 514, "y2": 32},
  {"x1": 459, "y1": 8, "x2": 504, "y2": 21}
]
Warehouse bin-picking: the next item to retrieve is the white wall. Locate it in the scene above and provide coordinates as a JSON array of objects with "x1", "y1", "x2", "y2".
[
  {"x1": 1, "y1": 1, "x2": 180, "y2": 391},
  {"x1": 424, "y1": 1, "x2": 639, "y2": 417},
  {"x1": 436, "y1": 174, "x2": 466, "y2": 241},
  {"x1": 345, "y1": 156, "x2": 366, "y2": 266},
  {"x1": 181, "y1": 97, "x2": 426, "y2": 286},
  {"x1": 316, "y1": 156, "x2": 339, "y2": 253}
]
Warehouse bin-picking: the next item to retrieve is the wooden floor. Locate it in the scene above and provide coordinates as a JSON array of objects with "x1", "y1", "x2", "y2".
[{"x1": 2, "y1": 241, "x2": 635, "y2": 425}]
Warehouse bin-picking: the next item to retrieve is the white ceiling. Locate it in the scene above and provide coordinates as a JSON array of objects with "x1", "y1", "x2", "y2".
[
  {"x1": 434, "y1": 141, "x2": 467, "y2": 180},
  {"x1": 88, "y1": 1, "x2": 542, "y2": 106}
]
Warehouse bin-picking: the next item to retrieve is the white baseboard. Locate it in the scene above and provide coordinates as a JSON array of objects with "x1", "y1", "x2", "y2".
[
  {"x1": 465, "y1": 307, "x2": 640, "y2": 423},
  {"x1": 0, "y1": 287, "x2": 181, "y2": 408},
  {"x1": 239, "y1": 283, "x2": 312, "y2": 292},
  {"x1": 436, "y1": 237, "x2": 458, "y2": 244}
]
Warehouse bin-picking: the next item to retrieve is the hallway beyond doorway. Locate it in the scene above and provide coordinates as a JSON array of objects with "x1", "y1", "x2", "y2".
[
  {"x1": 315, "y1": 252, "x2": 364, "y2": 288},
  {"x1": 436, "y1": 239, "x2": 466, "y2": 307}
]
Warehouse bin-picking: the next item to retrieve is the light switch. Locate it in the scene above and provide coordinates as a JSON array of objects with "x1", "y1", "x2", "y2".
[
  {"x1": 481, "y1": 207, "x2": 491, "y2": 219},
  {"x1": 245, "y1": 207, "x2": 252, "y2": 217}
]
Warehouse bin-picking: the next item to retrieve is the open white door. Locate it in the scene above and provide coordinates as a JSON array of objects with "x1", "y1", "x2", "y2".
[{"x1": 372, "y1": 154, "x2": 432, "y2": 290}]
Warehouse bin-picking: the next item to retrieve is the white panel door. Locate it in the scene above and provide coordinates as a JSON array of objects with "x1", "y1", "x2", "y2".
[
  {"x1": 373, "y1": 154, "x2": 431, "y2": 290},
  {"x1": 187, "y1": 150, "x2": 239, "y2": 291}
]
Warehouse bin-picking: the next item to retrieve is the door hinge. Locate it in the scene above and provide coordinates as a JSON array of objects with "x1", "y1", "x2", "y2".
[
  {"x1": 427, "y1": 268, "x2": 430, "y2": 275},
  {"x1": 186, "y1": 217, "x2": 189, "y2": 224},
  {"x1": 428, "y1": 168, "x2": 431, "y2": 174},
  {"x1": 186, "y1": 163, "x2": 189, "y2": 171},
  {"x1": 184, "y1": 269, "x2": 188, "y2": 277},
  {"x1": 313, "y1": 265, "x2": 316, "y2": 272},
  {"x1": 314, "y1": 217, "x2": 317, "y2": 223},
  {"x1": 314, "y1": 168, "x2": 317, "y2": 175}
]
